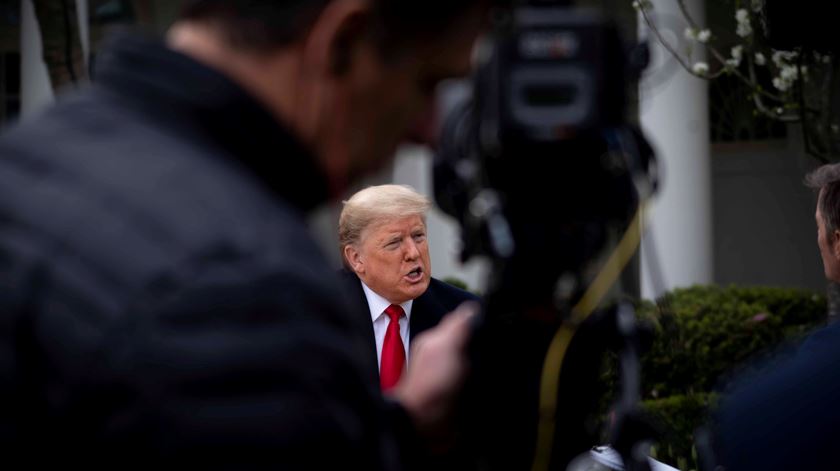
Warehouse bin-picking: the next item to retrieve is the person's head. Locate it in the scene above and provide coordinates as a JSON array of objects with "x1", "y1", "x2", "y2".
[
  {"x1": 169, "y1": 0, "x2": 499, "y2": 194},
  {"x1": 340, "y1": 184, "x2": 432, "y2": 304},
  {"x1": 806, "y1": 163, "x2": 840, "y2": 282}
]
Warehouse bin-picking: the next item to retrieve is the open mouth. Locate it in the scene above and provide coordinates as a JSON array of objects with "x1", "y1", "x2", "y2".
[{"x1": 405, "y1": 267, "x2": 424, "y2": 282}]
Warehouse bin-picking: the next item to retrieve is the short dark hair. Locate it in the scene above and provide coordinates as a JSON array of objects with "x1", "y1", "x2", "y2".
[
  {"x1": 179, "y1": 0, "x2": 498, "y2": 54},
  {"x1": 806, "y1": 163, "x2": 840, "y2": 235}
]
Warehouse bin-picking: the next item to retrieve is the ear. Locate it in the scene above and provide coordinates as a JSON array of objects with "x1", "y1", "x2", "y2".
[
  {"x1": 343, "y1": 244, "x2": 365, "y2": 274},
  {"x1": 832, "y1": 230, "x2": 840, "y2": 260},
  {"x1": 300, "y1": 0, "x2": 371, "y2": 77}
]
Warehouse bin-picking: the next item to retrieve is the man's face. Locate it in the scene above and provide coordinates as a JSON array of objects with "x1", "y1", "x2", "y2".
[
  {"x1": 351, "y1": 215, "x2": 432, "y2": 304},
  {"x1": 318, "y1": 10, "x2": 486, "y2": 187},
  {"x1": 816, "y1": 193, "x2": 840, "y2": 282}
]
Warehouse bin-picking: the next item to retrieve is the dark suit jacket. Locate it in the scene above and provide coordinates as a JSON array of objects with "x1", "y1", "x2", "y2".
[
  {"x1": 338, "y1": 269, "x2": 480, "y2": 378},
  {"x1": 713, "y1": 321, "x2": 840, "y2": 470},
  {"x1": 339, "y1": 269, "x2": 481, "y2": 470}
]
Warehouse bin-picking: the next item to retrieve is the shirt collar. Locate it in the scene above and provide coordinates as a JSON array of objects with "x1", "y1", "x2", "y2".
[{"x1": 360, "y1": 281, "x2": 413, "y2": 323}]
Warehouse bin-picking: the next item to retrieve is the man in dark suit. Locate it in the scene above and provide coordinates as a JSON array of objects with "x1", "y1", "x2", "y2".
[
  {"x1": 338, "y1": 184, "x2": 479, "y2": 391},
  {"x1": 712, "y1": 163, "x2": 840, "y2": 470}
]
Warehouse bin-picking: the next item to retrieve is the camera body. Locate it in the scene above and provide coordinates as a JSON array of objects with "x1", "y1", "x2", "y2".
[
  {"x1": 435, "y1": 4, "x2": 657, "y2": 470},
  {"x1": 436, "y1": 5, "x2": 646, "y2": 295},
  {"x1": 477, "y1": 6, "x2": 628, "y2": 147}
]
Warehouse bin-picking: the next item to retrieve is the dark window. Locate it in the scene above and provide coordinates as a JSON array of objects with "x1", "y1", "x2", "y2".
[
  {"x1": 4, "y1": 51, "x2": 19, "y2": 93},
  {"x1": 1, "y1": 52, "x2": 21, "y2": 126},
  {"x1": 709, "y1": 73, "x2": 788, "y2": 142}
]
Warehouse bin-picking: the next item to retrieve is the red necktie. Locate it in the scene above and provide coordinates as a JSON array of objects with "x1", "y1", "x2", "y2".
[{"x1": 380, "y1": 304, "x2": 406, "y2": 391}]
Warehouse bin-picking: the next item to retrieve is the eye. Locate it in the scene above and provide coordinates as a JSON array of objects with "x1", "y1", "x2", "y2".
[
  {"x1": 412, "y1": 232, "x2": 426, "y2": 243},
  {"x1": 385, "y1": 239, "x2": 400, "y2": 249}
]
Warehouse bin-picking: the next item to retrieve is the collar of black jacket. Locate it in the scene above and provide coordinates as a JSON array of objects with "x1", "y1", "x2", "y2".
[{"x1": 93, "y1": 32, "x2": 330, "y2": 213}]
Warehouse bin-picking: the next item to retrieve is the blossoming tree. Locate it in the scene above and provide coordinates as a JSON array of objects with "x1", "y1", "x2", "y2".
[{"x1": 635, "y1": 0, "x2": 839, "y2": 160}]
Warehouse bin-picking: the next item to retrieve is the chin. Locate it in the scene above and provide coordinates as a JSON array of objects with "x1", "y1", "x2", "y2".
[{"x1": 403, "y1": 283, "x2": 430, "y2": 301}]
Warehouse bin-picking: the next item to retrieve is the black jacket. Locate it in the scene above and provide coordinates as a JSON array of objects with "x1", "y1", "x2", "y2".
[
  {"x1": 338, "y1": 269, "x2": 479, "y2": 378},
  {"x1": 0, "y1": 34, "x2": 405, "y2": 469},
  {"x1": 339, "y1": 269, "x2": 480, "y2": 470}
]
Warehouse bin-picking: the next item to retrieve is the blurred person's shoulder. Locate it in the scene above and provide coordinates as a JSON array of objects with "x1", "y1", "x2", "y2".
[{"x1": 0, "y1": 34, "x2": 337, "y2": 314}]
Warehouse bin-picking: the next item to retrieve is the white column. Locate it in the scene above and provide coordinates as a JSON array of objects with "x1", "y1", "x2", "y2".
[
  {"x1": 639, "y1": 0, "x2": 713, "y2": 299},
  {"x1": 392, "y1": 145, "x2": 489, "y2": 294},
  {"x1": 76, "y1": 0, "x2": 89, "y2": 69},
  {"x1": 20, "y1": 0, "x2": 54, "y2": 118}
]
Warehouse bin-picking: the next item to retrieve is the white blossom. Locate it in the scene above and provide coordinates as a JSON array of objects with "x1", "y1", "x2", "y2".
[
  {"x1": 772, "y1": 50, "x2": 797, "y2": 67},
  {"x1": 755, "y1": 52, "x2": 766, "y2": 65},
  {"x1": 726, "y1": 45, "x2": 743, "y2": 68},
  {"x1": 780, "y1": 65, "x2": 798, "y2": 81},
  {"x1": 772, "y1": 62, "x2": 799, "y2": 92},
  {"x1": 632, "y1": 1, "x2": 641, "y2": 10},
  {"x1": 776, "y1": 107, "x2": 785, "y2": 114},
  {"x1": 684, "y1": 27, "x2": 697, "y2": 41},
  {"x1": 736, "y1": 9, "x2": 752, "y2": 37},
  {"x1": 697, "y1": 29, "x2": 712, "y2": 43},
  {"x1": 692, "y1": 62, "x2": 709, "y2": 75}
]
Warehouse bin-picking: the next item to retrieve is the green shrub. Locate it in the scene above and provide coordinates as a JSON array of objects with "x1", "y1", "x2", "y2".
[
  {"x1": 643, "y1": 392, "x2": 718, "y2": 469},
  {"x1": 601, "y1": 285, "x2": 826, "y2": 469},
  {"x1": 636, "y1": 285, "x2": 826, "y2": 399}
]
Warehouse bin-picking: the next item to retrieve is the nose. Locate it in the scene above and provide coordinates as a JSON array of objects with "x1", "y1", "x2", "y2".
[{"x1": 404, "y1": 239, "x2": 420, "y2": 260}]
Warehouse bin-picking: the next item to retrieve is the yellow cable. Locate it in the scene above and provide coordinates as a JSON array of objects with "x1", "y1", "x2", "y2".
[{"x1": 530, "y1": 201, "x2": 648, "y2": 471}]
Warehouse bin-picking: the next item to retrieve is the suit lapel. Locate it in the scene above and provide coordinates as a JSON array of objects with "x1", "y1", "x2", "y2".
[
  {"x1": 340, "y1": 270, "x2": 379, "y2": 371},
  {"x1": 409, "y1": 284, "x2": 447, "y2": 346}
]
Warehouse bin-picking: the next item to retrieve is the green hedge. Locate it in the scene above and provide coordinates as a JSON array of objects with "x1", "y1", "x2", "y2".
[
  {"x1": 636, "y1": 285, "x2": 826, "y2": 399},
  {"x1": 643, "y1": 392, "x2": 718, "y2": 470},
  {"x1": 603, "y1": 285, "x2": 826, "y2": 469}
]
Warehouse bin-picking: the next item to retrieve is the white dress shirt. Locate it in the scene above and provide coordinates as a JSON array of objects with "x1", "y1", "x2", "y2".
[{"x1": 360, "y1": 281, "x2": 413, "y2": 371}]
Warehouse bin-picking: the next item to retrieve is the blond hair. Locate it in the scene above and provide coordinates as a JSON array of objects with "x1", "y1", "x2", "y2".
[{"x1": 339, "y1": 184, "x2": 431, "y2": 258}]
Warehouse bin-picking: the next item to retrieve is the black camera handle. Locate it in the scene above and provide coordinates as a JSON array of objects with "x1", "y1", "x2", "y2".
[{"x1": 607, "y1": 302, "x2": 656, "y2": 471}]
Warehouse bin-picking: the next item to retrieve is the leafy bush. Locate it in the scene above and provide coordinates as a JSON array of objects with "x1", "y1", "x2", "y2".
[
  {"x1": 644, "y1": 393, "x2": 718, "y2": 470},
  {"x1": 636, "y1": 285, "x2": 826, "y2": 399},
  {"x1": 602, "y1": 285, "x2": 826, "y2": 469}
]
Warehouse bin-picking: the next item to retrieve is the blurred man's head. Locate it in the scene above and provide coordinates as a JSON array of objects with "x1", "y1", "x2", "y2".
[
  {"x1": 806, "y1": 164, "x2": 840, "y2": 282},
  {"x1": 168, "y1": 0, "x2": 495, "y2": 194},
  {"x1": 340, "y1": 184, "x2": 432, "y2": 304}
]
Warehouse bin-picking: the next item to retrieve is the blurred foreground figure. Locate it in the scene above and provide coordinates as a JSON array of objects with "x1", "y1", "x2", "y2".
[
  {"x1": 713, "y1": 163, "x2": 840, "y2": 470},
  {"x1": 0, "y1": 0, "x2": 494, "y2": 468}
]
